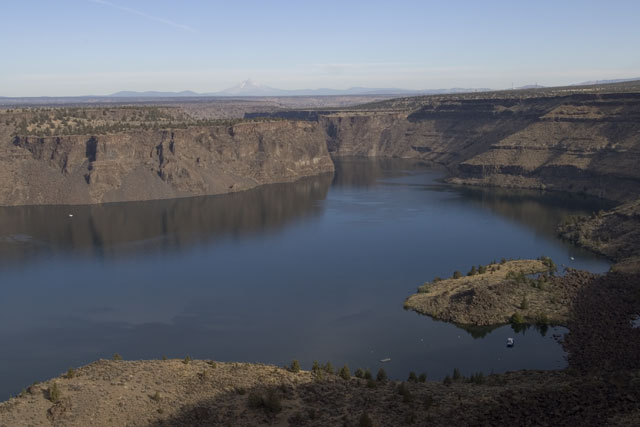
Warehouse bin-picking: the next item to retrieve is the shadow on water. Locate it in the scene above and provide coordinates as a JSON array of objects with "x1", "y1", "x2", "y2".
[
  {"x1": 447, "y1": 184, "x2": 615, "y2": 237},
  {"x1": 0, "y1": 173, "x2": 333, "y2": 264},
  {"x1": 331, "y1": 156, "x2": 439, "y2": 188}
]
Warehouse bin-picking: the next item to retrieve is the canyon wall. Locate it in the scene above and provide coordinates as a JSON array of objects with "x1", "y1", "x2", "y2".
[
  {"x1": 319, "y1": 93, "x2": 640, "y2": 202},
  {"x1": 0, "y1": 120, "x2": 333, "y2": 205},
  {"x1": 2, "y1": 90, "x2": 640, "y2": 206}
]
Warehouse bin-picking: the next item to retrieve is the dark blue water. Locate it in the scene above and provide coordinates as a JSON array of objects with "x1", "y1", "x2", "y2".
[{"x1": 0, "y1": 159, "x2": 611, "y2": 398}]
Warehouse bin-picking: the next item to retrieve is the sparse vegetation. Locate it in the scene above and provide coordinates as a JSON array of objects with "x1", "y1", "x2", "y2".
[
  {"x1": 65, "y1": 368, "x2": 75, "y2": 379},
  {"x1": 355, "y1": 368, "x2": 365, "y2": 379},
  {"x1": 468, "y1": 372, "x2": 486, "y2": 385},
  {"x1": 289, "y1": 359, "x2": 301, "y2": 373},
  {"x1": 510, "y1": 312, "x2": 525, "y2": 324},
  {"x1": 452, "y1": 368, "x2": 462, "y2": 381},
  {"x1": 339, "y1": 364, "x2": 351, "y2": 380},
  {"x1": 376, "y1": 368, "x2": 387, "y2": 382},
  {"x1": 323, "y1": 361, "x2": 334, "y2": 375},
  {"x1": 418, "y1": 373, "x2": 427, "y2": 383},
  {"x1": 407, "y1": 371, "x2": 418, "y2": 382},
  {"x1": 311, "y1": 360, "x2": 323, "y2": 380},
  {"x1": 397, "y1": 382, "x2": 414, "y2": 403},
  {"x1": 248, "y1": 389, "x2": 282, "y2": 414},
  {"x1": 48, "y1": 383, "x2": 61, "y2": 403},
  {"x1": 183, "y1": 355, "x2": 191, "y2": 364},
  {"x1": 453, "y1": 270, "x2": 463, "y2": 279},
  {"x1": 112, "y1": 353, "x2": 123, "y2": 361}
]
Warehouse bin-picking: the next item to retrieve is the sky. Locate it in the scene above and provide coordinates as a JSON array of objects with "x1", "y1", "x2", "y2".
[{"x1": 1, "y1": 0, "x2": 639, "y2": 96}]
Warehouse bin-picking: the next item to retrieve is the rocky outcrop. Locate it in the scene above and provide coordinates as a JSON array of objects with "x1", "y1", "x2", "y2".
[
  {"x1": 558, "y1": 198, "x2": 640, "y2": 270},
  {"x1": 0, "y1": 120, "x2": 333, "y2": 205},
  {"x1": 403, "y1": 259, "x2": 577, "y2": 326}
]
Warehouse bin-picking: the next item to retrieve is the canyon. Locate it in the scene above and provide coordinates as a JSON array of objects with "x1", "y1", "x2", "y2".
[{"x1": 2, "y1": 83, "x2": 640, "y2": 206}]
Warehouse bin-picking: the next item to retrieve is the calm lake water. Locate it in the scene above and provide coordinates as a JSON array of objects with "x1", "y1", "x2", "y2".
[{"x1": 0, "y1": 158, "x2": 612, "y2": 398}]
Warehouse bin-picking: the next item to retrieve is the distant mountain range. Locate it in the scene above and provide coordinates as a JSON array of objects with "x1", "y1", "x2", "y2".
[
  {"x1": 108, "y1": 79, "x2": 491, "y2": 98},
  {"x1": 573, "y1": 77, "x2": 640, "y2": 86}
]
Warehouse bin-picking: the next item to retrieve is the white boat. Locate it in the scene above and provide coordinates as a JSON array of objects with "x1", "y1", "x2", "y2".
[
  {"x1": 506, "y1": 338, "x2": 514, "y2": 347},
  {"x1": 379, "y1": 358, "x2": 391, "y2": 363}
]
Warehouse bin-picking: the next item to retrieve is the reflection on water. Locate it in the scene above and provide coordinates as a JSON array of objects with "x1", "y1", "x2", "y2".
[
  {"x1": 451, "y1": 185, "x2": 614, "y2": 238},
  {"x1": 0, "y1": 158, "x2": 611, "y2": 398},
  {"x1": 0, "y1": 173, "x2": 332, "y2": 263}
]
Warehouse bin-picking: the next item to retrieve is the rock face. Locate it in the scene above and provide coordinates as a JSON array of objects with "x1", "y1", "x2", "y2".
[
  {"x1": 3, "y1": 89, "x2": 640, "y2": 206},
  {"x1": 558, "y1": 198, "x2": 640, "y2": 270},
  {"x1": 0, "y1": 121, "x2": 333, "y2": 205},
  {"x1": 319, "y1": 92, "x2": 640, "y2": 202}
]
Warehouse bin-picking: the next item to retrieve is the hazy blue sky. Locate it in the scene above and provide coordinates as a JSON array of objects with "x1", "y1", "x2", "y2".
[{"x1": 1, "y1": 0, "x2": 639, "y2": 96}]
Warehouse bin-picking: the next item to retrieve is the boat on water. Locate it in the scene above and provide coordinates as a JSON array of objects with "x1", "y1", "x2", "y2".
[
  {"x1": 506, "y1": 337, "x2": 514, "y2": 347},
  {"x1": 379, "y1": 358, "x2": 391, "y2": 363}
]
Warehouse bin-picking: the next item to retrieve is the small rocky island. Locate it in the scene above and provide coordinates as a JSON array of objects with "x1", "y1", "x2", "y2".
[{"x1": 404, "y1": 257, "x2": 587, "y2": 326}]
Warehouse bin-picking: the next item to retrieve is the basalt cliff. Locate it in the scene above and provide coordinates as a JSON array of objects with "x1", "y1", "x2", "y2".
[
  {"x1": 2, "y1": 84, "x2": 640, "y2": 206},
  {"x1": 317, "y1": 91, "x2": 640, "y2": 202},
  {"x1": 0, "y1": 120, "x2": 333, "y2": 205}
]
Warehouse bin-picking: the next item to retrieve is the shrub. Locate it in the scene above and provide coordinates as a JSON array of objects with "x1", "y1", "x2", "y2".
[
  {"x1": 183, "y1": 355, "x2": 191, "y2": 364},
  {"x1": 510, "y1": 312, "x2": 525, "y2": 324},
  {"x1": 363, "y1": 369, "x2": 373, "y2": 380},
  {"x1": 355, "y1": 368, "x2": 365, "y2": 379},
  {"x1": 398, "y1": 382, "x2": 414, "y2": 403},
  {"x1": 520, "y1": 296, "x2": 529, "y2": 310},
  {"x1": 538, "y1": 255, "x2": 557, "y2": 272},
  {"x1": 407, "y1": 371, "x2": 417, "y2": 382},
  {"x1": 112, "y1": 353, "x2": 123, "y2": 361},
  {"x1": 65, "y1": 368, "x2": 75, "y2": 379},
  {"x1": 500, "y1": 258, "x2": 506, "y2": 264},
  {"x1": 469, "y1": 372, "x2": 485, "y2": 385},
  {"x1": 467, "y1": 266, "x2": 478, "y2": 276},
  {"x1": 312, "y1": 361, "x2": 323, "y2": 380},
  {"x1": 48, "y1": 383, "x2": 61, "y2": 402},
  {"x1": 478, "y1": 265, "x2": 487, "y2": 274},
  {"x1": 359, "y1": 412, "x2": 374, "y2": 427},
  {"x1": 150, "y1": 391, "x2": 161, "y2": 401},
  {"x1": 376, "y1": 368, "x2": 387, "y2": 382},
  {"x1": 453, "y1": 271, "x2": 462, "y2": 279},
  {"x1": 443, "y1": 375, "x2": 452, "y2": 385},
  {"x1": 366, "y1": 379, "x2": 377, "y2": 388},
  {"x1": 452, "y1": 368, "x2": 462, "y2": 381},
  {"x1": 433, "y1": 276, "x2": 442, "y2": 282},
  {"x1": 323, "y1": 361, "x2": 334, "y2": 375},
  {"x1": 162, "y1": 355, "x2": 167, "y2": 361},
  {"x1": 535, "y1": 312, "x2": 550, "y2": 326},
  {"x1": 248, "y1": 389, "x2": 282, "y2": 414},
  {"x1": 339, "y1": 364, "x2": 350, "y2": 380},
  {"x1": 289, "y1": 359, "x2": 301, "y2": 373},
  {"x1": 418, "y1": 373, "x2": 427, "y2": 383}
]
